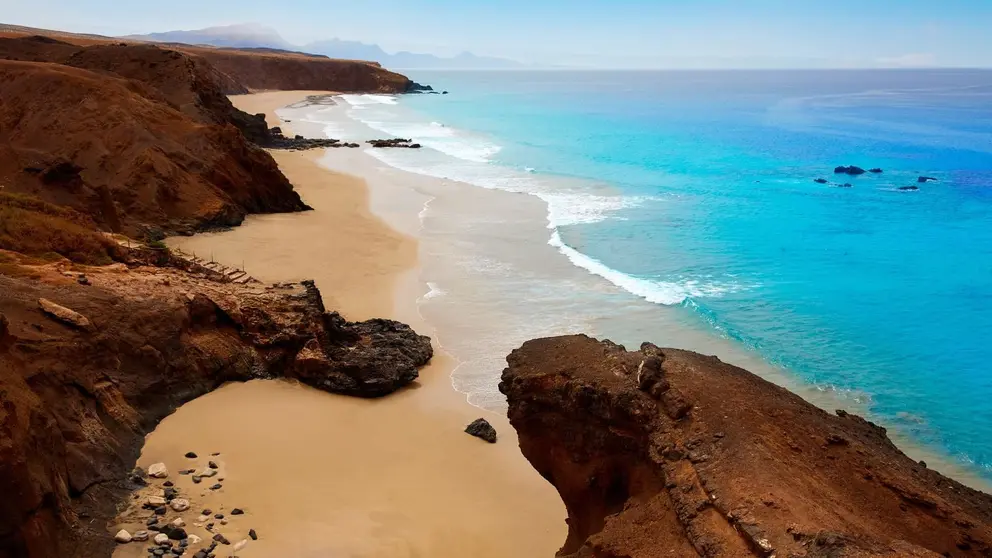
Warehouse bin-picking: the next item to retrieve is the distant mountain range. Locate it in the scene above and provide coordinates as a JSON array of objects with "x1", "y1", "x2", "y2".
[{"x1": 123, "y1": 24, "x2": 524, "y2": 69}]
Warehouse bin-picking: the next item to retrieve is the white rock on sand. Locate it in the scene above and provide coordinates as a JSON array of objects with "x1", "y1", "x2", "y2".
[
  {"x1": 147, "y1": 496, "x2": 167, "y2": 506},
  {"x1": 114, "y1": 529, "x2": 131, "y2": 543},
  {"x1": 37, "y1": 298, "x2": 93, "y2": 330},
  {"x1": 170, "y1": 517, "x2": 185, "y2": 528},
  {"x1": 132, "y1": 531, "x2": 149, "y2": 542},
  {"x1": 153, "y1": 533, "x2": 169, "y2": 545},
  {"x1": 188, "y1": 534, "x2": 202, "y2": 545},
  {"x1": 147, "y1": 463, "x2": 168, "y2": 478},
  {"x1": 170, "y1": 498, "x2": 190, "y2": 512}
]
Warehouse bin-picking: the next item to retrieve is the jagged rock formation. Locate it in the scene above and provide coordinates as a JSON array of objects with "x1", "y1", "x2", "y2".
[
  {"x1": 0, "y1": 257, "x2": 432, "y2": 557},
  {"x1": 501, "y1": 335, "x2": 992, "y2": 557}
]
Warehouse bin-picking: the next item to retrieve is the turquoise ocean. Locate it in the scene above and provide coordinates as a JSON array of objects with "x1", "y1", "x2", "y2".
[{"x1": 331, "y1": 70, "x2": 992, "y2": 481}]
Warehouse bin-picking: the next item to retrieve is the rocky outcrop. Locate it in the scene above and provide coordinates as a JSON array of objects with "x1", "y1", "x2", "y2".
[
  {"x1": 367, "y1": 138, "x2": 423, "y2": 149},
  {"x1": 501, "y1": 335, "x2": 992, "y2": 557},
  {"x1": 0, "y1": 261, "x2": 432, "y2": 557},
  {"x1": 0, "y1": 60, "x2": 308, "y2": 239},
  {"x1": 834, "y1": 165, "x2": 867, "y2": 175},
  {"x1": 265, "y1": 128, "x2": 359, "y2": 150}
]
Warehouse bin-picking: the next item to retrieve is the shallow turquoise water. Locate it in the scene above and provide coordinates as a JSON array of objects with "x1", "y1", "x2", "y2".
[{"x1": 339, "y1": 70, "x2": 992, "y2": 478}]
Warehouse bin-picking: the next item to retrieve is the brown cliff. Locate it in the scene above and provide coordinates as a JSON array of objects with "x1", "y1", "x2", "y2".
[
  {"x1": 0, "y1": 59, "x2": 307, "y2": 239},
  {"x1": 501, "y1": 335, "x2": 992, "y2": 557},
  {"x1": 0, "y1": 255, "x2": 432, "y2": 558}
]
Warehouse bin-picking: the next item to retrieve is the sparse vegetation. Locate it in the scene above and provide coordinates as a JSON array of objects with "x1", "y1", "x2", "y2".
[{"x1": 0, "y1": 193, "x2": 122, "y2": 265}]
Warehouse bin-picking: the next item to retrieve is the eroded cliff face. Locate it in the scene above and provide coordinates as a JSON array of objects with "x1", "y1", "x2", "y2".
[
  {"x1": 0, "y1": 256, "x2": 432, "y2": 558},
  {"x1": 501, "y1": 335, "x2": 992, "y2": 558}
]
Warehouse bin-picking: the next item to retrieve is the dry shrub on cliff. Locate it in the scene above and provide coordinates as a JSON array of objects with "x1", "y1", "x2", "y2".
[{"x1": 0, "y1": 192, "x2": 121, "y2": 264}]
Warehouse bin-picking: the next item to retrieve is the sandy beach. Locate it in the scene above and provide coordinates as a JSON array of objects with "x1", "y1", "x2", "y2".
[{"x1": 114, "y1": 92, "x2": 566, "y2": 558}]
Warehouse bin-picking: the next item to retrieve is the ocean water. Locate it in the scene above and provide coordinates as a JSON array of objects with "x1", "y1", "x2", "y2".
[{"x1": 327, "y1": 70, "x2": 992, "y2": 481}]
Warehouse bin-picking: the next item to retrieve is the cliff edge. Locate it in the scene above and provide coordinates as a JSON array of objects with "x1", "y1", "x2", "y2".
[{"x1": 501, "y1": 335, "x2": 992, "y2": 557}]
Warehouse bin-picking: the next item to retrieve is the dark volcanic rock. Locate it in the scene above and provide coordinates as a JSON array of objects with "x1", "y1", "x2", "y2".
[
  {"x1": 366, "y1": 138, "x2": 422, "y2": 149},
  {"x1": 834, "y1": 165, "x2": 867, "y2": 175},
  {"x1": 838, "y1": 183, "x2": 853, "y2": 188},
  {"x1": 184, "y1": 452, "x2": 197, "y2": 459},
  {"x1": 264, "y1": 128, "x2": 354, "y2": 150},
  {"x1": 405, "y1": 81, "x2": 434, "y2": 93},
  {"x1": 814, "y1": 178, "x2": 829, "y2": 184},
  {"x1": 918, "y1": 176, "x2": 938, "y2": 183},
  {"x1": 248, "y1": 529, "x2": 257, "y2": 541},
  {"x1": 869, "y1": 168, "x2": 884, "y2": 173},
  {"x1": 465, "y1": 418, "x2": 498, "y2": 443},
  {"x1": 899, "y1": 185, "x2": 921, "y2": 191},
  {"x1": 499, "y1": 335, "x2": 992, "y2": 558}
]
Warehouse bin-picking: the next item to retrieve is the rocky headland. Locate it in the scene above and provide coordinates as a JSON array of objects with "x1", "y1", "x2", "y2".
[{"x1": 501, "y1": 335, "x2": 992, "y2": 557}]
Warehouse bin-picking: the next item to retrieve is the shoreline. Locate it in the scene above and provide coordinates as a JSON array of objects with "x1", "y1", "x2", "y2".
[
  {"x1": 301, "y1": 91, "x2": 992, "y2": 493},
  {"x1": 129, "y1": 92, "x2": 567, "y2": 558}
]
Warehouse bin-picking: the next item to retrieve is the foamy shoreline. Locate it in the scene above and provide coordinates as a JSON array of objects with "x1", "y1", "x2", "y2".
[{"x1": 119, "y1": 91, "x2": 567, "y2": 558}]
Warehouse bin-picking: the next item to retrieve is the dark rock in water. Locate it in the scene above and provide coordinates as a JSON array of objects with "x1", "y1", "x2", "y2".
[
  {"x1": 918, "y1": 176, "x2": 938, "y2": 183},
  {"x1": 838, "y1": 183, "x2": 853, "y2": 188},
  {"x1": 814, "y1": 178, "x2": 829, "y2": 184},
  {"x1": 405, "y1": 81, "x2": 434, "y2": 93},
  {"x1": 367, "y1": 138, "x2": 422, "y2": 149},
  {"x1": 249, "y1": 529, "x2": 258, "y2": 541},
  {"x1": 442, "y1": 91, "x2": 449, "y2": 95},
  {"x1": 465, "y1": 418, "x2": 498, "y2": 443},
  {"x1": 834, "y1": 165, "x2": 866, "y2": 175},
  {"x1": 213, "y1": 534, "x2": 230, "y2": 545},
  {"x1": 231, "y1": 508, "x2": 244, "y2": 515},
  {"x1": 898, "y1": 186, "x2": 920, "y2": 191},
  {"x1": 208, "y1": 461, "x2": 218, "y2": 469},
  {"x1": 184, "y1": 452, "x2": 198, "y2": 459},
  {"x1": 869, "y1": 168, "x2": 883, "y2": 173}
]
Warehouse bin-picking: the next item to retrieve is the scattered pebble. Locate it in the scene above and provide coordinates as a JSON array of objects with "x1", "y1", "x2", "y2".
[
  {"x1": 146, "y1": 517, "x2": 159, "y2": 526},
  {"x1": 197, "y1": 515, "x2": 209, "y2": 523},
  {"x1": 248, "y1": 529, "x2": 257, "y2": 541},
  {"x1": 163, "y1": 487, "x2": 178, "y2": 500},
  {"x1": 147, "y1": 496, "x2": 167, "y2": 507},
  {"x1": 191, "y1": 476, "x2": 201, "y2": 484},
  {"x1": 170, "y1": 518, "x2": 185, "y2": 528},
  {"x1": 209, "y1": 483, "x2": 222, "y2": 490},
  {"x1": 214, "y1": 513, "x2": 224, "y2": 519},
  {"x1": 201, "y1": 509, "x2": 212, "y2": 515},
  {"x1": 184, "y1": 452, "x2": 198, "y2": 459},
  {"x1": 148, "y1": 463, "x2": 168, "y2": 478},
  {"x1": 220, "y1": 519, "x2": 228, "y2": 525},
  {"x1": 114, "y1": 529, "x2": 132, "y2": 543},
  {"x1": 170, "y1": 498, "x2": 190, "y2": 512},
  {"x1": 211, "y1": 452, "x2": 220, "y2": 456},
  {"x1": 187, "y1": 534, "x2": 202, "y2": 545},
  {"x1": 132, "y1": 530, "x2": 149, "y2": 542},
  {"x1": 208, "y1": 461, "x2": 219, "y2": 469},
  {"x1": 153, "y1": 533, "x2": 170, "y2": 545},
  {"x1": 163, "y1": 481, "x2": 174, "y2": 487},
  {"x1": 230, "y1": 508, "x2": 244, "y2": 515},
  {"x1": 154, "y1": 506, "x2": 167, "y2": 516},
  {"x1": 212, "y1": 533, "x2": 230, "y2": 545}
]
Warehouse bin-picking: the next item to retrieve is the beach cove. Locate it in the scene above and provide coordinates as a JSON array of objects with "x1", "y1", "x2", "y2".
[{"x1": 115, "y1": 91, "x2": 566, "y2": 558}]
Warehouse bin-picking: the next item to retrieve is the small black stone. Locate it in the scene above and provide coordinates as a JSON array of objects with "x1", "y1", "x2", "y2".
[
  {"x1": 153, "y1": 550, "x2": 165, "y2": 557},
  {"x1": 147, "y1": 517, "x2": 159, "y2": 526},
  {"x1": 185, "y1": 451, "x2": 198, "y2": 458},
  {"x1": 179, "y1": 540, "x2": 188, "y2": 547},
  {"x1": 209, "y1": 483, "x2": 222, "y2": 490},
  {"x1": 167, "y1": 527, "x2": 187, "y2": 540},
  {"x1": 212, "y1": 534, "x2": 230, "y2": 545},
  {"x1": 214, "y1": 514, "x2": 224, "y2": 519},
  {"x1": 206, "y1": 523, "x2": 214, "y2": 531},
  {"x1": 163, "y1": 481, "x2": 174, "y2": 487},
  {"x1": 230, "y1": 508, "x2": 244, "y2": 515},
  {"x1": 193, "y1": 552, "x2": 207, "y2": 558},
  {"x1": 148, "y1": 525, "x2": 162, "y2": 532},
  {"x1": 211, "y1": 452, "x2": 220, "y2": 456},
  {"x1": 192, "y1": 477, "x2": 202, "y2": 484},
  {"x1": 154, "y1": 506, "x2": 167, "y2": 516},
  {"x1": 208, "y1": 461, "x2": 218, "y2": 469},
  {"x1": 164, "y1": 487, "x2": 178, "y2": 500},
  {"x1": 249, "y1": 529, "x2": 257, "y2": 541},
  {"x1": 202, "y1": 509, "x2": 212, "y2": 516}
]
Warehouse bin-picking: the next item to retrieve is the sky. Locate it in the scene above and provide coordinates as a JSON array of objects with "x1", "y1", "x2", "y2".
[{"x1": 4, "y1": 0, "x2": 992, "y2": 68}]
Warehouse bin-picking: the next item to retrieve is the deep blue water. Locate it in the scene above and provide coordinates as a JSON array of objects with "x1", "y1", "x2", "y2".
[{"x1": 347, "y1": 70, "x2": 992, "y2": 478}]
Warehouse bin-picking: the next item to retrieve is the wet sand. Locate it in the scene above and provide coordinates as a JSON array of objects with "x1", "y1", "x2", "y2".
[{"x1": 115, "y1": 92, "x2": 566, "y2": 558}]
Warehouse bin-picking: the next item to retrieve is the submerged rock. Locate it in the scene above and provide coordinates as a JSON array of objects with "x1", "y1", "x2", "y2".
[
  {"x1": 898, "y1": 185, "x2": 920, "y2": 191},
  {"x1": 834, "y1": 165, "x2": 866, "y2": 175},
  {"x1": 918, "y1": 176, "x2": 938, "y2": 183},
  {"x1": 869, "y1": 168, "x2": 884, "y2": 173},
  {"x1": 465, "y1": 418, "x2": 498, "y2": 443},
  {"x1": 813, "y1": 178, "x2": 828, "y2": 184}
]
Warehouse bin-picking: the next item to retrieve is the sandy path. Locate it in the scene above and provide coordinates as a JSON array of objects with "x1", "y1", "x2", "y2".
[{"x1": 113, "y1": 92, "x2": 566, "y2": 558}]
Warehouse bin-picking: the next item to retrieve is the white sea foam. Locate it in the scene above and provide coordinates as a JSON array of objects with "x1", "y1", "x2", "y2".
[
  {"x1": 339, "y1": 94, "x2": 399, "y2": 106},
  {"x1": 361, "y1": 119, "x2": 501, "y2": 163},
  {"x1": 548, "y1": 231, "x2": 742, "y2": 305},
  {"x1": 421, "y1": 282, "x2": 446, "y2": 300}
]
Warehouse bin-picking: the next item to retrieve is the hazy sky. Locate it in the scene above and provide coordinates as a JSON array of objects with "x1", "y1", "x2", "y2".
[{"x1": 4, "y1": 0, "x2": 992, "y2": 68}]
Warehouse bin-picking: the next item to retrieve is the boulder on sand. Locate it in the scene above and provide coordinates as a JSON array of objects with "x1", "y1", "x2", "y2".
[
  {"x1": 465, "y1": 418, "x2": 498, "y2": 443},
  {"x1": 147, "y1": 462, "x2": 168, "y2": 478},
  {"x1": 114, "y1": 529, "x2": 131, "y2": 543}
]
